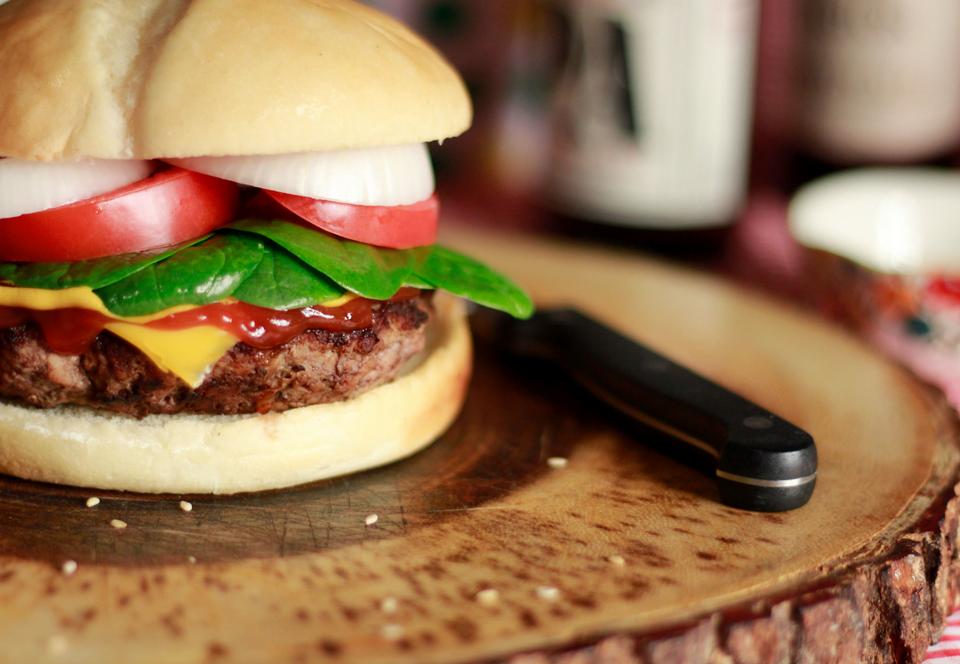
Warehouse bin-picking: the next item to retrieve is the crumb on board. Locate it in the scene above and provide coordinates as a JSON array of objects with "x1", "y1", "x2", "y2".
[
  {"x1": 380, "y1": 597, "x2": 398, "y2": 613},
  {"x1": 380, "y1": 624, "x2": 404, "y2": 641},
  {"x1": 46, "y1": 635, "x2": 68, "y2": 655},
  {"x1": 179, "y1": 500, "x2": 193, "y2": 512},
  {"x1": 61, "y1": 560, "x2": 77, "y2": 576},
  {"x1": 365, "y1": 513, "x2": 379, "y2": 526},
  {"x1": 608, "y1": 554, "x2": 626, "y2": 567},
  {"x1": 475, "y1": 588, "x2": 500, "y2": 606},
  {"x1": 110, "y1": 519, "x2": 127, "y2": 530},
  {"x1": 547, "y1": 456, "x2": 568, "y2": 469},
  {"x1": 535, "y1": 586, "x2": 560, "y2": 601},
  {"x1": 85, "y1": 497, "x2": 100, "y2": 508}
]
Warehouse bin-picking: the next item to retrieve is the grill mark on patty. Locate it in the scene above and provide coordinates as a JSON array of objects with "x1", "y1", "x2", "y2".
[{"x1": 0, "y1": 293, "x2": 433, "y2": 418}]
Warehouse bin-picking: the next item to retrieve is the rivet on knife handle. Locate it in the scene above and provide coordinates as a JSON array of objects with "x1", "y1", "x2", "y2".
[{"x1": 493, "y1": 307, "x2": 818, "y2": 512}]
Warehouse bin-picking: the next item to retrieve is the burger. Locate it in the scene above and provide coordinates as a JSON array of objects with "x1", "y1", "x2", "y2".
[{"x1": 0, "y1": 0, "x2": 531, "y2": 494}]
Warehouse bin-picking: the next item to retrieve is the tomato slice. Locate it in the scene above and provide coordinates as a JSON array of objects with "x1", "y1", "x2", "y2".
[
  {"x1": 261, "y1": 190, "x2": 439, "y2": 249},
  {"x1": 0, "y1": 168, "x2": 239, "y2": 262}
]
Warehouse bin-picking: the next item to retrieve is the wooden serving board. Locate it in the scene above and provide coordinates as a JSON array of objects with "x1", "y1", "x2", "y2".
[{"x1": 0, "y1": 226, "x2": 958, "y2": 664}]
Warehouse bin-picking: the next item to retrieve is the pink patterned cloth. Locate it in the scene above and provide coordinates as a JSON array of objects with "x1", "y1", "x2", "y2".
[{"x1": 925, "y1": 613, "x2": 960, "y2": 661}]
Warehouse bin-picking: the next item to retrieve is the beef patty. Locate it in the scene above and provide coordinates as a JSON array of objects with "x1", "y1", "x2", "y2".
[{"x1": 0, "y1": 293, "x2": 433, "y2": 417}]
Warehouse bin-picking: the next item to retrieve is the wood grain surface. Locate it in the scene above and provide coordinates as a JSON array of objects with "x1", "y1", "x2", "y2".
[{"x1": 0, "y1": 225, "x2": 957, "y2": 663}]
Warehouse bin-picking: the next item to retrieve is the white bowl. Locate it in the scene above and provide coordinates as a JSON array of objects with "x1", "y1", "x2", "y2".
[
  {"x1": 790, "y1": 168, "x2": 960, "y2": 275},
  {"x1": 789, "y1": 168, "x2": 960, "y2": 401}
]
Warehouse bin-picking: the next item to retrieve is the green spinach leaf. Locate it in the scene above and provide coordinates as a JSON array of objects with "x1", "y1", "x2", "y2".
[
  {"x1": 232, "y1": 240, "x2": 344, "y2": 310},
  {"x1": 229, "y1": 219, "x2": 413, "y2": 300},
  {"x1": 229, "y1": 220, "x2": 531, "y2": 317},
  {"x1": 95, "y1": 234, "x2": 265, "y2": 316},
  {"x1": 0, "y1": 218, "x2": 533, "y2": 319},
  {"x1": 414, "y1": 245, "x2": 533, "y2": 319},
  {"x1": 0, "y1": 236, "x2": 210, "y2": 290}
]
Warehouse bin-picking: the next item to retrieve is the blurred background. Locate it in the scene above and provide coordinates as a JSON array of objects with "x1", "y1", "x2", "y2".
[
  {"x1": 362, "y1": 0, "x2": 960, "y2": 279},
  {"x1": 362, "y1": 0, "x2": 960, "y2": 404}
]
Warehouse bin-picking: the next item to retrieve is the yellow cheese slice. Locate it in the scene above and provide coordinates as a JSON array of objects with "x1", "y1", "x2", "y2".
[
  {"x1": 0, "y1": 285, "x2": 113, "y2": 313},
  {"x1": 311, "y1": 293, "x2": 355, "y2": 308},
  {"x1": 0, "y1": 285, "x2": 358, "y2": 387},
  {"x1": 104, "y1": 323, "x2": 240, "y2": 388},
  {"x1": 0, "y1": 285, "x2": 198, "y2": 322}
]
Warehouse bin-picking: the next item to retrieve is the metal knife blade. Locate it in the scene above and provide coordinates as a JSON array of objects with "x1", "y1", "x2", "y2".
[{"x1": 472, "y1": 307, "x2": 817, "y2": 512}]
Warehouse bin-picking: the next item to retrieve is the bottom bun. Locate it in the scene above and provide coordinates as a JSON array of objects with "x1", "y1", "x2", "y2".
[{"x1": 0, "y1": 295, "x2": 471, "y2": 494}]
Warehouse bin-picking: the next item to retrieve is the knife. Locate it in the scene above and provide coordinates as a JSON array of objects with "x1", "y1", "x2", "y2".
[{"x1": 473, "y1": 307, "x2": 817, "y2": 512}]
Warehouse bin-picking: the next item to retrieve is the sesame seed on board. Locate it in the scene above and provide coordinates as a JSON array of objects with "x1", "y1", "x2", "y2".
[
  {"x1": 380, "y1": 624, "x2": 404, "y2": 641},
  {"x1": 475, "y1": 588, "x2": 500, "y2": 606},
  {"x1": 547, "y1": 457, "x2": 568, "y2": 469},
  {"x1": 179, "y1": 500, "x2": 193, "y2": 512},
  {"x1": 364, "y1": 514, "x2": 379, "y2": 526},
  {"x1": 380, "y1": 597, "x2": 398, "y2": 613},
  {"x1": 110, "y1": 519, "x2": 127, "y2": 530},
  {"x1": 46, "y1": 635, "x2": 68, "y2": 656},
  {"x1": 85, "y1": 497, "x2": 100, "y2": 508},
  {"x1": 61, "y1": 560, "x2": 78, "y2": 576}
]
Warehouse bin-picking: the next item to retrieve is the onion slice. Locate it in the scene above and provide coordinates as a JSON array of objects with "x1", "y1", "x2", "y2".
[
  {"x1": 0, "y1": 158, "x2": 152, "y2": 219},
  {"x1": 169, "y1": 143, "x2": 435, "y2": 207}
]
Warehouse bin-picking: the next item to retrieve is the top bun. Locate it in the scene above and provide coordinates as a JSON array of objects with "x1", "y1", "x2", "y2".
[{"x1": 0, "y1": 0, "x2": 472, "y2": 161}]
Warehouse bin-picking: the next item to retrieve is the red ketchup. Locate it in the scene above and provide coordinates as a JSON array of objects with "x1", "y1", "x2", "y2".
[{"x1": 0, "y1": 289, "x2": 420, "y2": 354}]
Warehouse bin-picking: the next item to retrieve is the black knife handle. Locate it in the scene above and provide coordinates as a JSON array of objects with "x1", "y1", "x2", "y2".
[{"x1": 519, "y1": 309, "x2": 817, "y2": 512}]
